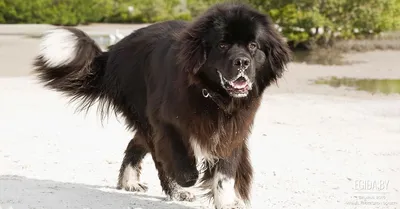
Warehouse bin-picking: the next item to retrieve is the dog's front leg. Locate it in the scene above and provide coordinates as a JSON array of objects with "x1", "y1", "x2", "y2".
[
  {"x1": 212, "y1": 144, "x2": 251, "y2": 209},
  {"x1": 153, "y1": 124, "x2": 199, "y2": 188}
]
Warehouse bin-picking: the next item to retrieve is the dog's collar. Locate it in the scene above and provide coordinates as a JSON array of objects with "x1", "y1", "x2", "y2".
[
  {"x1": 201, "y1": 88, "x2": 230, "y2": 110},
  {"x1": 202, "y1": 88, "x2": 211, "y2": 98}
]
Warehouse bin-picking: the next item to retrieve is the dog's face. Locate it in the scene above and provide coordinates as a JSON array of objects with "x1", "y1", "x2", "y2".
[
  {"x1": 200, "y1": 20, "x2": 267, "y2": 98},
  {"x1": 177, "y1": 3, "x2": 291, "y2": 98}
]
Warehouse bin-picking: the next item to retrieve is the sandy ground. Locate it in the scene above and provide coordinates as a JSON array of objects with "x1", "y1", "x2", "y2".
[{"x1": 0, "y1": 24, "x2": 400, "y2": 209}]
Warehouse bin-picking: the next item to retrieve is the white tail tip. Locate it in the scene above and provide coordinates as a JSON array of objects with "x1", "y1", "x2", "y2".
[{"x1": 39, "y1": 28, "x2": 78, "y2": 68}]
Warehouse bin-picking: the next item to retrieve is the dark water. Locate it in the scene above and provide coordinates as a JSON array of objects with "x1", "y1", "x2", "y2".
[{"x1": 314, "y1": 77, "x2": 400, "y2": 94}]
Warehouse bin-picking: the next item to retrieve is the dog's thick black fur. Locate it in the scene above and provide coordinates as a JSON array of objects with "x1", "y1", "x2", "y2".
[{"x1": 34, "y1": 2, "x2": 290, "y2": 208}]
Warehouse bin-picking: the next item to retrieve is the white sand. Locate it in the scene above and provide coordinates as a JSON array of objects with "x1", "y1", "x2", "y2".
[{"x1": 1, "y1": 24, "x2": 399, "y2": 209}]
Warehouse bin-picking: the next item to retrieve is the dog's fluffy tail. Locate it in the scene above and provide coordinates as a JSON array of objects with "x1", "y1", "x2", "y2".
[{"x1": 34, "y1": 27, "x2": 109, "y2": 113}]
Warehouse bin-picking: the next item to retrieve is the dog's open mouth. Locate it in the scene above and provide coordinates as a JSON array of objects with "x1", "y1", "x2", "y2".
[{"x1": 217, "y1": 71, "x2": 252, "y2": 98}]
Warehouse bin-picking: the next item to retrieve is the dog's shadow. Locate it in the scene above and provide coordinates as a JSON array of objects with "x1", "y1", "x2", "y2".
[{"x1": 0, "y1": 175, "x2": 197, "y2": 209}]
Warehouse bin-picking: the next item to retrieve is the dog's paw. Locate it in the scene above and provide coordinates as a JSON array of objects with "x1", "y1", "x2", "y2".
[
  {"x1": 167, "y1": 190, "x2": 196, "y2": 202},
  {"x1": 216, "y1": 200, "x2": 247, "y2": 209},
  {"x1": 117, "y1": 182, "x2": 148, "y2": 193}
]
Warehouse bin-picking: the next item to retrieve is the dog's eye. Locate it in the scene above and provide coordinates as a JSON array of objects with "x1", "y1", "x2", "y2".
[
  {"x1": 218, "y1": 43, "x2": 228, "y2": 50},
  {"x1": 248, "y1": 42, "x2": 257, "y2": 50}
]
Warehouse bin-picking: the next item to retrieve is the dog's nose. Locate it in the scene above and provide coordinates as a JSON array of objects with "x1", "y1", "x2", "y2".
[{"x1": 233, "y1": 57, "x2": 250, "y2": 69}]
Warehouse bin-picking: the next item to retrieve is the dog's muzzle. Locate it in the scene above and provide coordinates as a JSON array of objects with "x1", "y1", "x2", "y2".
[{"x1": 217, "y1": 71, "x2": 252, "y2": 98}]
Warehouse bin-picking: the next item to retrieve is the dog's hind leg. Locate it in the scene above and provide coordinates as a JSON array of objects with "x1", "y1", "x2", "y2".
[{"x1": 117, "y1": 133, "x2": 149, "y2": 192}]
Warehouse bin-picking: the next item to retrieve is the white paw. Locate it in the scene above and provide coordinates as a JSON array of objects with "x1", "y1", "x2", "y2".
[
  {"x1": 118, "y1": 164, "x2": 147, "y2": 192},
  {"x1": 117, "y1": 182, "x2": 148, "y2": 192},
  {"x1": 167, "y1": 190, "x2": 196, "y2": 202}
]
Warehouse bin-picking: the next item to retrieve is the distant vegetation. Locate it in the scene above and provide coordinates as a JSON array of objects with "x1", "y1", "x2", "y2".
[{"x1": 1, "y1": 0, "x2": 400, "y2": 48}]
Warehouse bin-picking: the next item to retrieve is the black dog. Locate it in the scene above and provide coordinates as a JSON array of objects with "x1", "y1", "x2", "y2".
[{"x1": 33, "y1": 2, "x2": 290, "y2": 208}]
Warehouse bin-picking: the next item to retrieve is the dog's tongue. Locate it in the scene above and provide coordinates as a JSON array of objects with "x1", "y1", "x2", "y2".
[{"x1": 231, "y1": 77, "x2": 248, "y2": 89}]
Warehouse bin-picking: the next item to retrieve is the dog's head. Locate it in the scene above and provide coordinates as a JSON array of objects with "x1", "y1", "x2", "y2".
[{"x1": 177, "y1": 3, "x2": 291, "y2": 98}]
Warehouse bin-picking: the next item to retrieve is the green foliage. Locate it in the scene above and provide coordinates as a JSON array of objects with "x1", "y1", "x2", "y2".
[
  {"x1": 186, "y1": 0, "x2": 220, "y2": 17},
  {"x1": 0, "y1": 0, "x2": 112, "y2": 25},
  {"x1": 1, "y1": 0, "x2": 400, "y2": 46},
  {"x1": 247, "y1": 0, "x2": 400, "y2": 46}
]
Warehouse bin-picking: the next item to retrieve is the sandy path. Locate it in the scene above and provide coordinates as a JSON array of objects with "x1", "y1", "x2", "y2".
[{"x1": 1, "y1": 24, "x2": 400, "y2": 209}]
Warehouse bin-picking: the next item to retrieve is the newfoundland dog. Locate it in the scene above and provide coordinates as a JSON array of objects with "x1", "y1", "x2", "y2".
[{"x1": 33, "y1": 2, "x2": 290, "y2": 209}]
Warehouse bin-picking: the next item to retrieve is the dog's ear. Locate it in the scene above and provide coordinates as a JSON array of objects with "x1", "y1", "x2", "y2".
[
  {"x1": 256, "y1": 15, "x2": 292, "y2": 90},
  {"x1": 176, "y1": 26, "x2": 207, "y2": 75}
]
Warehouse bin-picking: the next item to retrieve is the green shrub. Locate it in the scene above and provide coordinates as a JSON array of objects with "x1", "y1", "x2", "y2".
[
  {"x1": 0, "y1": 0, "x2": 112, "y2": 25},
  {"x1": 247, "y1": 0, "x2": 400, "y2": 46}
]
